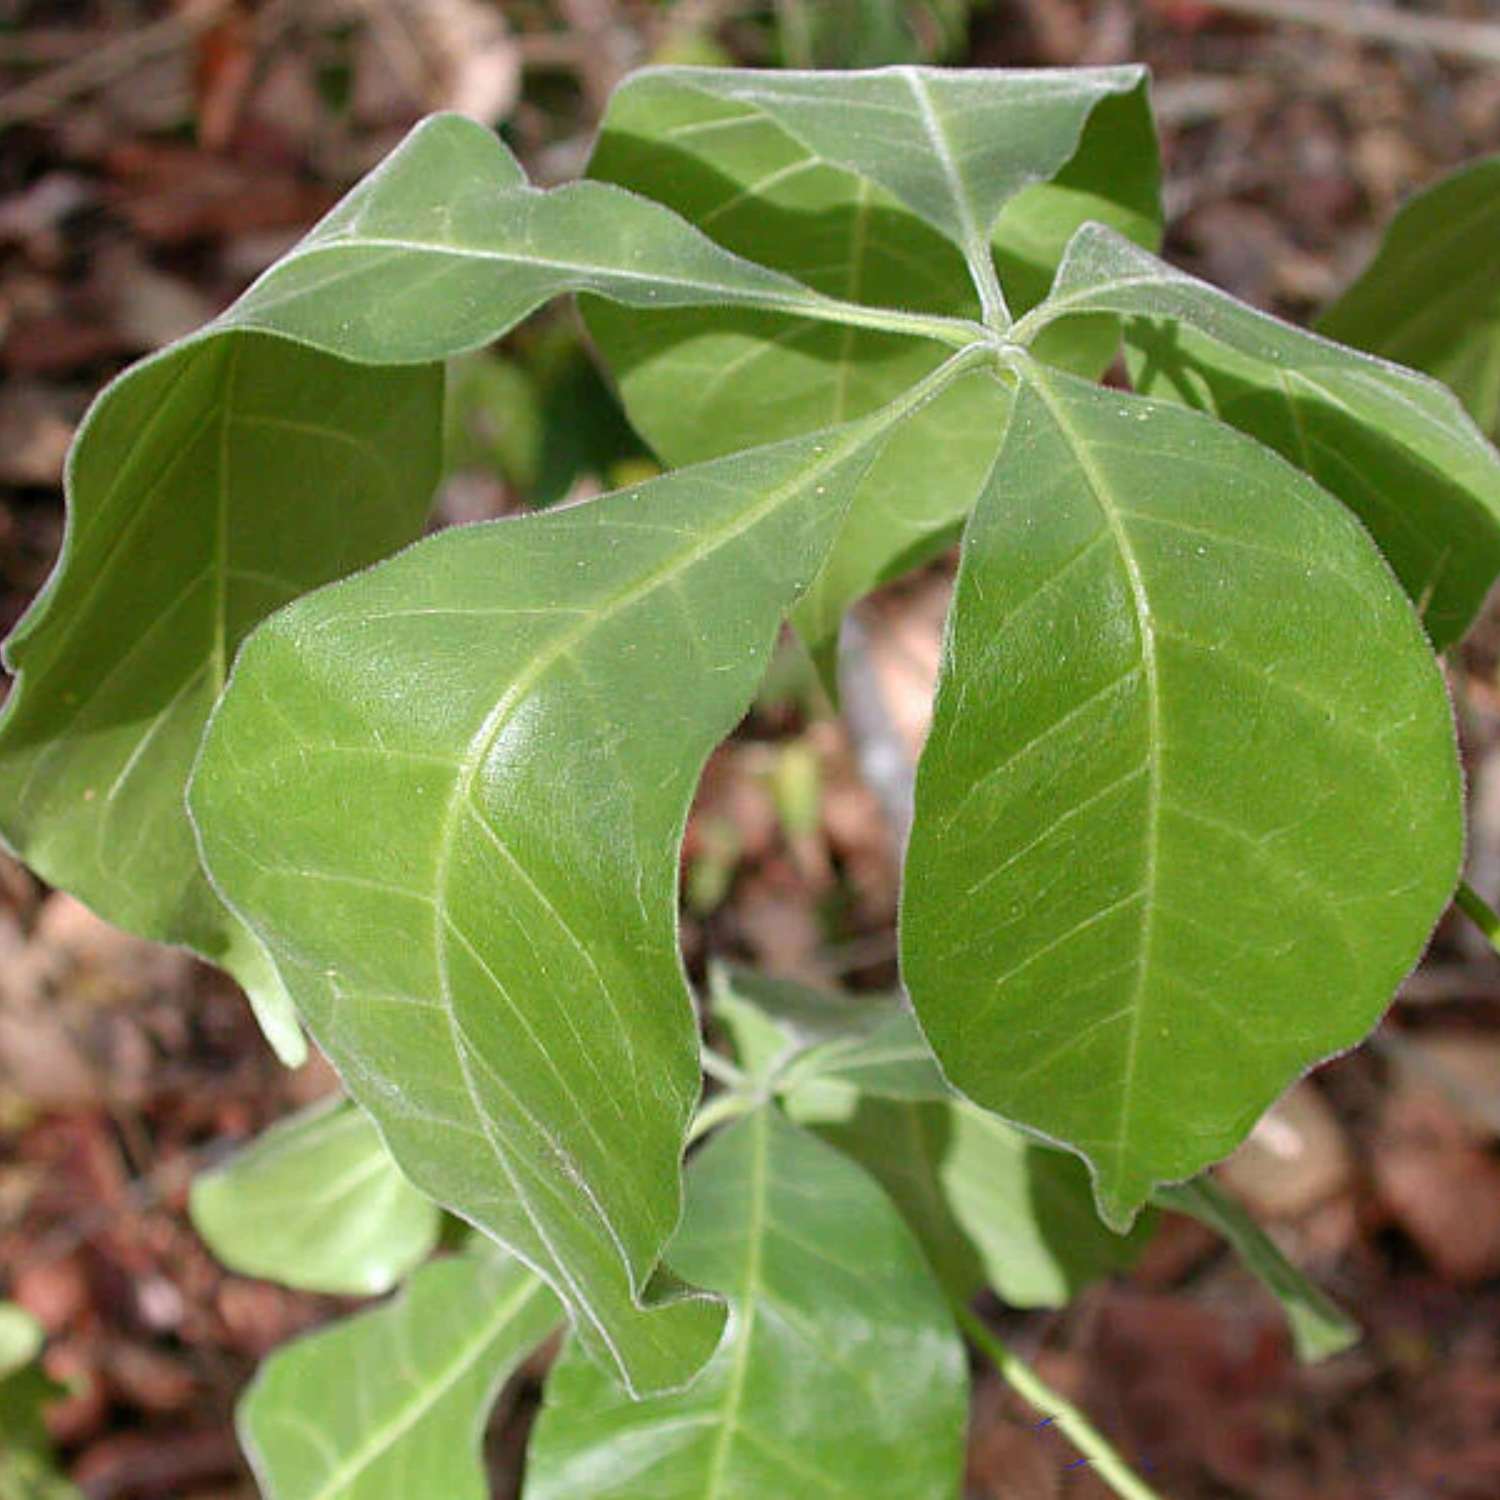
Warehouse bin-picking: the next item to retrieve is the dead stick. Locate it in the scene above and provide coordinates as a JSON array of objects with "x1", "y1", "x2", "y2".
[{"x1": 1195, "y1": 0, "x2": 1500, "y2": 65}]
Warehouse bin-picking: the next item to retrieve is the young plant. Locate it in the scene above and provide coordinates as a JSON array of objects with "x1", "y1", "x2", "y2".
[{"x1": 3, "y1": 66, "x2": 1498, "y2": 1499}]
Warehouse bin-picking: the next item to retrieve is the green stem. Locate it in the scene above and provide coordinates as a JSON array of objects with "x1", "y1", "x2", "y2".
[
  {"x1": 954, "y1": 1303, "x2": 1167, "y2": 1500},
  {"x1": 753, "y1": 288, "x2": 991, "y2": 351},
  {"x1": 1456, "y1": 879, "x2": 1500, "y2": 953}
]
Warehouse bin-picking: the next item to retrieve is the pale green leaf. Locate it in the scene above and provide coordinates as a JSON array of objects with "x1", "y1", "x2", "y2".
[
  {"x1": 1319, "y1": 157, "x2": 1500, "y2": 437},
  {"x1": 1156, "y1": 1179, "x2": 1358, "y2": 1363},
  {"x1": 809, "y1": 1099, "x2": 1151, "y2": 1306},
  {"x1": 0, "y1": 1305, "x2": 80, "y2": 1500},
  {"x1": 524, "y1": 1107, "x2": 968, "y2": 1500},
  {"x1": 189, "y1": 393, "x2": 946, "y2": 1394},
  {"x1": 585, "y1": 66, "x2": 1158, "y2": 668},
  {"x1": 0, "y1": 337, "x2": 441, "y2": 1063},
  {"x1": 1019, "y1": 223, "x2": 1500, "y2": 647},
  {"x1": 240, "y1": 1250, "x2": 559, "y2": 1500},
  {"x1": 903, "y1": 366, "x2": 1462, "y2": 1228},
  {"x1": 0, "y1": 110, "x2": 857, "y2": 1064},
  {"x1": 709, "y1": 965, "x2": 947, "y2": 1100},
  {"x1": 190, "y1": 1099, "x2": 441, "y2": 1297}
]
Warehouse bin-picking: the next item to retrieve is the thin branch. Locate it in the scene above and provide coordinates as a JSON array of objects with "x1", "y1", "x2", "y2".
[
  {"x1": 1193, "y1": 0, "x2": 1500, "y2": 66},
  {"x1": 0, "y1": 0, "x2": 232, "y2": 128},
  {"x1": 954, "y1": 1302, "x2": 1168, "y2": 1500}
]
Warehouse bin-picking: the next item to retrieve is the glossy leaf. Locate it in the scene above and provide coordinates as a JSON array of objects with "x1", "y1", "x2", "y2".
[
  {"x1": 586, "y1": 66, "x2": 1158, "y2": 667},
  {"x1": 190, "y1": 1099, "x2": 441, "y2": 1297},
  {"x1": 524, "y1": 1107, "x2": 968, "y2": 1500},
  {"x1": 189, "y1": 394, "x2": 947, "y2": 1394},
  {"x1": 1156, "y1": 1179, "x2": 1358, "y2": 1362},
  {"x1": 240, "y1": 1249, "x2": 559, "y2": 1500},
  {"x1": 903, "y1": 366, "x2": 1462, "y2": 1228},
  {"x1": 1019, "y1": 223, "x2": 1500, "y2": 647},
  {"x1": 0, "y1": 110, "x2": 857, "y2": 1063},
  {"x1": 1319, "y1": 157, "x2": 1500, "y2": 437},
  {"x1": 0, "y1": 338, "x2": 441, "y2": 1063}
]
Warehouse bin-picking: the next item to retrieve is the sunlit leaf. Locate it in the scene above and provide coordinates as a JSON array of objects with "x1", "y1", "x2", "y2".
[
  {"x1": 903, "y1": 365, "x2": 1461, "y2": 1227},
  {"x1": 586, "y1": 66, "x2": 1159, "y2": 669},
  {"x1": 1020, "y1": 223, "x2": 1500, "y2": 647},
  {"x1": 190, "y1": 394, "x2": 944, "y2": 1393}
]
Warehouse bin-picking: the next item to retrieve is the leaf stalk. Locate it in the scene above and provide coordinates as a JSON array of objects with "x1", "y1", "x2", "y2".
[{"x1": 954, "y1": 1302, "x2": 1168, "y2": 1500}]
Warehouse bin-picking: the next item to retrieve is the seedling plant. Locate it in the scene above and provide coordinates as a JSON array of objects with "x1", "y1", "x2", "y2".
[{"x1": 4, "y1": 64, "x2": 1500, "y2": 1500}]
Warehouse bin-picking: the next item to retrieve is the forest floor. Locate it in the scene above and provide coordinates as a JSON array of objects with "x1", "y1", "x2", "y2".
[{"x1": 2, "y1": 3, "x2": 1499, "y2": 1497}]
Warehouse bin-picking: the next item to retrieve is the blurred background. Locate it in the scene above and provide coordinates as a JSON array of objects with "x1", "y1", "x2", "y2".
[{"x1": 2, "y1": 2, "x2": 1499, "y2": 1496}]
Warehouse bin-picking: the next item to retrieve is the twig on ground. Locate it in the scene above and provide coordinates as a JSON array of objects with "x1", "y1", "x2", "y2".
[
  {"x1": 1194, "y1": 0, "x2": 1500, "y2": 66},
  {"x1": 0, "y1": 0, "x2": 232, "y2": 128}
]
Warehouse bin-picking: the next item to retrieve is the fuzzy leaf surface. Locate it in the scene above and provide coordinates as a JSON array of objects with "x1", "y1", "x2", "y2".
[
  {"x1": 240, "y1": 1250, "x2": 559, "y2": 1500},
  {"x1": 903, "y1": 368, "x2": 1462, "y2": 1227},
  {"x1": 586, "y1": 66, "x2": 1158, "y2": 665},
  {"x1": 190, "y1": 408, "x2": 927, "y2": 1394},
  {"x1": 524, "y1": 1107, "x2": 967, "y2": 1500},
  {"x1": 1319, "y1": 157, "x2": 1500, "y2": 437},
  {"x1": 1023, "y1": 223, "x2": 1500, "y2": 647},
  {"x1": 190, "y1": 1099, "x2": 440, "y2": 1297}
]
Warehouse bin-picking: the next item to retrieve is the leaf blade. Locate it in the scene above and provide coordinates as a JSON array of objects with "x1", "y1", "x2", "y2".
[
  {"x1": 1021, "y1": 223, "x2": 1500, "y2": 647},
  {"x1": 239, "y1": 1249, "x2": 559, "y2": 1500},
  {"x1": 1318, "y1": 156, "x2": 1500, "y2": 436},
  {"x1": 903, "y1": 367, "x2": 1462, "y2": 1226},
  {"x1": 189, "y1": 402, "x2": 935, "y2": 1393},
  {"x1": 524, "y1": 1107, "x2": 968, "y2": 1500},
  {"x1": 190, "y1": 1099, "x2": 441, "y2": 1297}
]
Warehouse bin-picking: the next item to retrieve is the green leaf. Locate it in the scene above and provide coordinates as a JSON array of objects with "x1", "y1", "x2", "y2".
[
  {"x1": 1319, "y1": 157, "x2": 1500, "y2": 437},
  {"x1": 1156, "y1": 1179, "x2": 1358, "y2": 1363},
  {"x1": 809, "y1": 1099, "x2": 1151, "y2": 1306},
  {"x1": 1019, "y1": 223, "x2": 1500, "y2": 648},
  {"x1": 190, "y1": 1098, "x2": 442, "y2": 1297},
  {"x1": 524, "y1": 1107, "x2": 968, "y2": 1500},
  {"x1": 189, "y1": 384, "x2": 952, "y2": 1394},
  {"x1": 0, "y1": 1304, "x2": 80, "y2": 1500},
  {"x1": 709, "y1": 965, "x2": 948, "y2": 1100},
  {"x1": 586, "y1": 66, "x2": 1158, "y2": 668},
  {"x1": 0, "y1": 110, "x2": 870, "y2": 1064},
  {"x1": 903, "y1": 364, "x2": 1462, "y2": 1229},
  {"x1": 0, "y1": 336, "x2": 442, "y2": 1064},
  {"x1": 239, "y1": 1249, "x2": 560, "y2": 1500}
]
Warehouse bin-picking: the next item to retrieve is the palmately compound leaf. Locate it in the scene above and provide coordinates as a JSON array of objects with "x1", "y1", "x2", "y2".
[
  {"x1": 240, "y1": 1248, "x2": 559, "y2": 1500},
  {"x1": 0, "y1": 110, "x2": 855, "y2": 1063},
  {"x1": 524, "y1": 1106, "x2": 968, "y2": 1500},
  {"x1": 1156, "y1": 1179, "x2": 1357, "y2": 1363},
  {"x1": 903, "y1": 364, "x2": 1462, "y2": 1228},
  {"x1": 1319, "y1": 156, "x2": 1500, "y2": 438},
  {"x1": 1018, "y1": 223, "x2": 1500, "y2": 648},
  {"x1": 585, "y1": 65, "x2": 1159, "y2": 669},
  {"x1": 190, "y1": 1098, "x2": 441, "y2": 1297},
  {"x1": 189, "y1": 376, "x2": 961, "y2": 1395}
]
